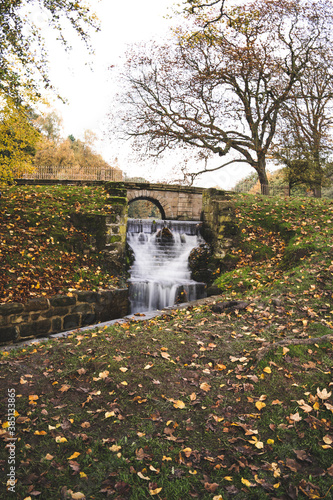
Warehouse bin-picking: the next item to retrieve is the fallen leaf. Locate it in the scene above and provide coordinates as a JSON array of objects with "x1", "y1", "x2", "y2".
[
  {"x1": 323, "y1": 435, "x2": 333, "y2": 445},
  {"x1": 255, "y1": 401, "x2": 266, "y2": 411},
  {"x1": 55, "y1": 436, "x2": 67, "y2": 443},
  {"x1": 204, "y1": 482, "x2": 219, "y2": 492},
  {"x1": 137, "y1": 471, "x2": 150, "y2": 480},
  {"x1": 241, "y1": 477, "x2": 255, "y2": 487},
  {"x1": 200, "y1": 382, "x2": 211, "y2": 392},
  {"x1": 59, "y1": 384, "x2": 71, "y2": 393},
  {"x1": 149, "y1": 487, "x2": 162, "y2": 496},
  {"x1": 105, "y1": 411, "x2": 115, "y2": 419},
  {"x1": 109, "y1": 445, "x2": 121, "y2": 452},
  {"x1": 289, "y1": 412, "x2": 302, "y2": 422},
  {"x1": 317, "y1": 388, "x2": 332, "y2": 400},
  {"x1": 173, "y1": 400, "x2": 186, "y2": 409},
  {"x1": 68, "y1": 452, "x2": 80, "y2": 460}
]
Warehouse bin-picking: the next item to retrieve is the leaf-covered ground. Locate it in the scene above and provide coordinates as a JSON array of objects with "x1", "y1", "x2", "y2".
[
  {"x1": 0, "y1": 185, "x2": 120, "y2": 303},
  {"x1": 0, "y1": 193, "x2": 333, "y2": 499}
]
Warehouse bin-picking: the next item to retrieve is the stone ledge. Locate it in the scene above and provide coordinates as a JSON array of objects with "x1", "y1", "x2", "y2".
[{"x1": 0, "y1": 289, "x2": 129, "y2": 346}]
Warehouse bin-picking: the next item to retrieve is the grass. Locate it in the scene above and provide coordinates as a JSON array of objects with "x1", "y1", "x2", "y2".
[
  {"x1": 0, "y1": 185, "x2": 121, "y2": 303},
  {"x1": 0, "y1": 191, "x2": 333, "y2": 499}
]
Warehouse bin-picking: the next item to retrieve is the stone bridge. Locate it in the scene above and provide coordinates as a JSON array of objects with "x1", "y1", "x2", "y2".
[{"x1": 113, "y1": 181, "x2": 204, "y2": 221}]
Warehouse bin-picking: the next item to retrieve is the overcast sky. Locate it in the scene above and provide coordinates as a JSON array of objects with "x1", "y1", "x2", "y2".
[{"x1": 42, "y1": 0, "x2": 254, "y2": 188}]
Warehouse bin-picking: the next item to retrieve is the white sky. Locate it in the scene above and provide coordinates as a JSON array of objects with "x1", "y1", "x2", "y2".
[{"x1": 40, "y1": 0, "x2": 255, "y2": 189}]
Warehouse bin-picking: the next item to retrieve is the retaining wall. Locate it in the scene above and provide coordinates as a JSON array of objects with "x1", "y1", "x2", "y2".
[{"x1": 0, "y1": 289, "x2": 128, "y2": 345}]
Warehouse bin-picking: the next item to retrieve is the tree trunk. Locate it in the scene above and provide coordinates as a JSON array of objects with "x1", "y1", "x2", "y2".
[
  {"x1": 313, "y1": 185, "x2": 322, "y2": 198},
  {"x1": 257, "y1": 158, "x2": 269, "y2": 196}
]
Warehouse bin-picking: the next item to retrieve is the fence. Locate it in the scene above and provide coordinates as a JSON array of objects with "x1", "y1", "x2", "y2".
[
  {"x1": 22, "y1": 165, "x2": 123, "y2": 182},
  {"x1": 232, "y1": 181, "x2": 291, "y2": 197}
]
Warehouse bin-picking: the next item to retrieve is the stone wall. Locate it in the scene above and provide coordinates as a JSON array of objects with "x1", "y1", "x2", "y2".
[
  {"x1": 201, "y1": 188, "x2": 239, "y2": 269},
  {"x1": 0, "y1": 289, "x2": 128, "y2": 345}
]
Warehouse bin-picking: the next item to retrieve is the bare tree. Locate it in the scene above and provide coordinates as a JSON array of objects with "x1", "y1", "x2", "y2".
[
  {"x1": 272, "y1": 48, "x2": 333, "y2": 197},
  {"x1": 115, "y1": 0, "x2": 333, "y2": 194}
]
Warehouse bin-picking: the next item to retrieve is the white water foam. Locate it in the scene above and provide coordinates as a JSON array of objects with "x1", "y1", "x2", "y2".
[{"x1": 127, "y1": 219, "x2": 206, "y2": 313}]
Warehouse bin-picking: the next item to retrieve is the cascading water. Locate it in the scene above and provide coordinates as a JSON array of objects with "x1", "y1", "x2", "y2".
[{"x1": 127, "y1": 219, "x2": 206, "y2": 313}]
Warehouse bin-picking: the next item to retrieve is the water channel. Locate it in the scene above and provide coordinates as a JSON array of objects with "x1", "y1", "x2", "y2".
[{"x1": 127, "y1": 218, "x2": 207, "y2": 313}]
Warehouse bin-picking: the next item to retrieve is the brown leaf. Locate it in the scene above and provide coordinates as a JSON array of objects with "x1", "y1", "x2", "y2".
[
  {"x1": 285, "y1": 458, "x2": 299, "y2": 472},
  {"x1": 204, "y1": 482, "x2": 219, "y2": 492},
  {"x1": 294, "y1": 449, "x2": 311, "y2": 462}
]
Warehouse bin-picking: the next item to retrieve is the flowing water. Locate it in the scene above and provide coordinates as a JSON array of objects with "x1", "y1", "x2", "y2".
[{"x1": 127, "y1": 219, "x2": 206, "y2": 313}]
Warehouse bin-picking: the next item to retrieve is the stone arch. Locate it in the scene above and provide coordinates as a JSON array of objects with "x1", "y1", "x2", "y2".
[
  {"x1": 127, "y1": 190, "x2": 174, "y2": 219},
  {"x1": 128, "y1": 196, "x2": 166, "y2": 219}
]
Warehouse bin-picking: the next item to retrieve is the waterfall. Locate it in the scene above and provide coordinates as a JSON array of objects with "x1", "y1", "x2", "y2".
[{"x1": 127, "y1": 219, "x2": 206, "y2": 313}]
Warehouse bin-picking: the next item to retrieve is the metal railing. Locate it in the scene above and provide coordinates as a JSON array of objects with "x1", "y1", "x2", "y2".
[{"x1": 22, "y1": 165, "x2": 123, "y2": 182}]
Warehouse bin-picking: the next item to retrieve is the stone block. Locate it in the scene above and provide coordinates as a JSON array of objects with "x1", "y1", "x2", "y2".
[
  {"x1": 82, "y1": 313, "x2": 96, "y2": 326},
  {"x1": 19, "y1": 319, "x2": 52, "y2": 338},
  {"x1": 0, "y1": 325, "x2": 18, "y2": 343},
  {"x1": 76, "y1": 291, "x2": 98, "y2": 303},
  {"x1": 42, "y1": 306, "x2": 69, "y2": 318},
  {"x1": 24, "y1": 298, "x2": 49, "y2": 312},
  {"x1": 72, "y1": 304, "x2": 93, "y2": 314},
  {"x1": 63, "y1": 314, "x2": 81, "y2": 330},
  {"x1": 0, "y1": 303, "x2": 24, "y2": 316},
  {"x1": 10, "y1": 313, "x2": 31, "y2": 324},
  {"x1": 49, "y1": 295, "x2": 76, "y2": 307},
  {"x1": 51, "y1": 317, "x2": 62, "y2": 333}
]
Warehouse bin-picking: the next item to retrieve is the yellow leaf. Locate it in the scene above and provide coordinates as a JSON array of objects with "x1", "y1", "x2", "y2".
[
  {"x1": 173, "y1": 400, "x2": 186, "y2": 409},
  {"x1": 189, "y1": 470, "x2": 197, "y2": 475},
  {"x1": 241, "y1": 477, "x2": 255, "y2": 487},
  {"x1": 149, "y1": 487, "x2": 162, "y2": 495},
  {"x1": 105, "y1": 411, "x2": 115, "y2": 419},
  {"x1": 162, "y1": 456, "x2": 172, "y2": 461},
  {"x1": 80, "y1": 472, "x2": 87, "y2": 478},
  {"x1": 190, "y1": 392, "x2": 197, "y2": 401},
  {"x1": 45, "y1": 454, "x2": 54, "y2": 460},
  {"x1": 263, "y1": 367, "x2": 271, "y2": 374},
  {"x1": 68, "y1": 452, "x2": 80, "y2": 460},
  {"x1": 182, "y1": 447, "x2": 192, "y2": 457},
  {"x1": 200, "y1": 382, "x2": 211, "y2": 392},
  {"x1": 120, "y1": 381, "x2": 128, "y2": 386},
  {"x1": 283, "y1": 347, "x2": 290, "y2": 355},
  {"x1": 267, "y1": 439, "x2": 274, "y2": 445},
  {"x1": 144, "y1": 364, "x2": 153, "y2": 370},
  {"x1": 119, "y1": 367, "x2": 128, "y2": 372},
  {"x1": 313, "y1": 401, "x2": 320, "y2": 410},
  {"x1": 273, "y1": 483, "x2": 280, "y2": 489},
  {"x1": 216, "y1": 364, "x2": 226, "y2": 371},
  {"x1": 255, "y1": 401, "x2": 266, "y2": 411},
  {"x1": 224, "y1": 476, "x2": 233, "y2": 481},
  {"x1": 99, "y1": 370, "x2": 109, "y2": 379},
  {"x1": 28, "y1": 395, "x2": 38, "y2": 405},
  {"x1": 255, "y1": 441, "x2": 264, "y2": 449},
  {"x1": 55, "y1": 436, "x2": 67, "y2": 443},
  {"x1": 34, "y1": 430, "x2": 47, "y2": 435}
]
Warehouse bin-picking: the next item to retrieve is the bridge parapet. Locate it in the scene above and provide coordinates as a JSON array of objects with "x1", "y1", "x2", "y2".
[{"x1": 108, "y1": 181, "x2": 204, "y2": 221}]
